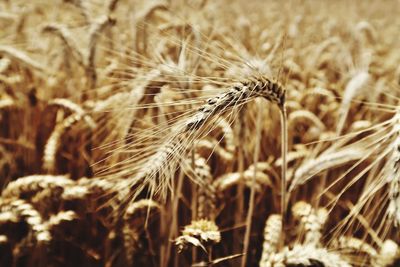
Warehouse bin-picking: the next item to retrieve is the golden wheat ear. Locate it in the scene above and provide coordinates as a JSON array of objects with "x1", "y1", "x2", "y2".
[{"x1": 122, "y1": 75, "x2": 286, "y2": 203}]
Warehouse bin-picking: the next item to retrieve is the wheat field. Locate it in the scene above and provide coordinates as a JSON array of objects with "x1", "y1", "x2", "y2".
[{"x1": 0, "y1": 0, "x2": 399, "y2": 266}]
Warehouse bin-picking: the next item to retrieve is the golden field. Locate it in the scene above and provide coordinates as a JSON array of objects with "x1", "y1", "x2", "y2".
[{"x1": 0, "y1": 0, "x2": 399, "y2": 266}]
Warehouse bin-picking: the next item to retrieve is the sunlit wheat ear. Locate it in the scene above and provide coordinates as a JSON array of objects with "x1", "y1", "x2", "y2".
[
  {"x1": 259, "y1": 214, "x2": 282, "y2": 267},
  {"x1": 277, "y1": 244, "x2": 352, "y2": 267},
  {"x1": 134, "y1": 0, "x2": 168, "y2": 55},
  {"x1": 331, "y1": 236, "x2": 378, "y2": 262},
  {"x1": 210, "y1": 117, "x2": 235, "y2": 155},
  {"x1": 123, "y1": 199, "x2": 161, "y2": 221},
  {"x1": 122, "y1": 223, "x2": 140, "y2": 265},
  {"x1": 1, "y1": 175, "x2": 72, "y2": 200},
  {"x1": 122, "y1": 199, "x2": 161, "y2": 264},
  {"x1": 42, "y1": 113, "x2": 94, "y2": 173},
  {"x1": 42, "y1": 23, "x2": 86, "y2": 67},
  {"x1": 61, "y1": 177, "x2": 130, "y2": 208},
  {"x1": 195, "y1": 139, "x2": 234, "y2": 164},
  {"x1": 0, "y1": 45, "x2": 51, "y2": 74},
  {"x1": 123, "y1": 75, "x2": 285, "y2": 204},
  {"x1": 44, "y1": 210, "x2": 77, "y2": 230},
  {"x1": 42, "y1": 99, "x2": 96, "y2": 172},
  {"x1": 213, "y1": 164, "x2": 272, "y2": 192},
  {"x1": 87, "y1": 15, "x2": 116, "y2": 88},
  {"x1": 48, "y1": 98, "x2": 96, "y2": 128},
  {"x1": 189, "y1": 153, "x2": 216, "y2": 220},
  {"x1": 288, "y1": 109, "x2": 326, "y2": 147},
  {"x1": 355, "y1": 21, "x2": 377, "y2": 45},
  {"x1": 292, "y1": 201, "x2": 328, "y2": 246},
  {"x1": 386, "y1": 111, "x2": 400, "y2": 226},
  {"x1": 290, "y1": 146, "x2": 366, "y2": 192},
  {"x1": 43, "y1": 15, "x2": 115, "y2": 89},
  {"x1": 185, "y1": 75, "x2": 285, "y2": 131},
  {"x1": 0, "y1": 199, "x2": 51, "y2": 244},
  {"x1": 175, "y1": 219, "x2": 221, "y2": 253},
  {"x1": 336, "y1": 70, "x2": 370, "y2": 135}
]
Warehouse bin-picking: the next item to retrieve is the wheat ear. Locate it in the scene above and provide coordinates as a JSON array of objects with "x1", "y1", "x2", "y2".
[
  {"x1": 1, "y1": 175, "x2": 72, "y2": 200},
  {"x1": 336, "y1": 71, "x2": 370, "y2": 135},
  {"x1": 386, "y1": 111, "x2": 400, "y2": 226},
  {"x1": 42, "y1": 113, "x2": 90, "y2": 172},
  {"x1": 0, "y1": 45, "x2": 50, "y2": 73},
  {"x1": 292, "y1": 201, "x2": 328, "y2": 246},
  {"x1": 331, "y1": 236, "x2": 378, "y2": 259},
  {"x1": 290, "y1": 147, "x2": 366, "y2": 191},
  {"x1": 281, "y1": 244, "x2": 352, "y2": 267},
  {"x1": 42, "y1": 24, "x2": 86, "y2": 67},
  {"x1": 0, "y1": 199, "x2": 51, "y2": 243},
  {"x1": 126, "y1": 75, "x2": 285, "y2": 203},
  {"x1": 87, "y1": 15, "x2": 116, "y2": 88},
  {"x1": 191, "y1": 153, "x2": 216, "y2": 220},
  {"x1": 259, "y1": 214, "x2": 282, "y2": 267}
]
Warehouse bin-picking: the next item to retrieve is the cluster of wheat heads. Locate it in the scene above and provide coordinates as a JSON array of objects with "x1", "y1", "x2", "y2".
[{"x1": 0, "y1": 0, "x2": 400, "y2": 266}]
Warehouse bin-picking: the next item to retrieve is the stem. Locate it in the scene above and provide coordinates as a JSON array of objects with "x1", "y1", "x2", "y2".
[
  {"x1": 164, "y1": 170, "x2": 185, "y2": 267},
  {"x1": 241, "y1": 100, "x2": 263, "y2": 267},
  {"x1": 191, "y1": 150, "x2": 197, "y2": 262},
  {"x1": 235, "y1": 108, "x2": 246, "y2": 255},
  {"x1": 280, "y1": 105, "x2": 288, "y2": 237}
]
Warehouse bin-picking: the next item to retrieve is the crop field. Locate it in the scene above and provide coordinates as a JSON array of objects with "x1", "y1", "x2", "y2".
[{"x1": 0, "y1": 0, "x2": 399, "y2": 266}]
